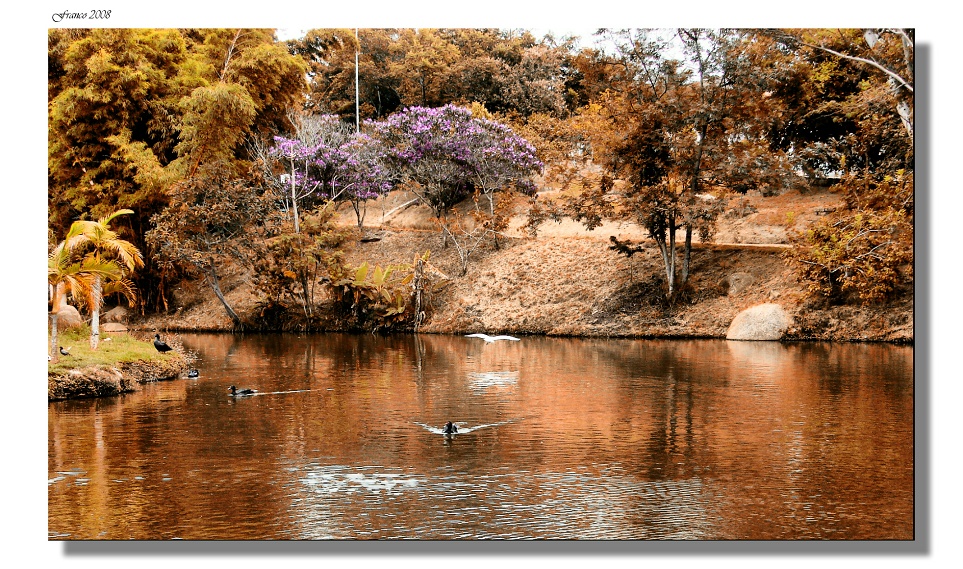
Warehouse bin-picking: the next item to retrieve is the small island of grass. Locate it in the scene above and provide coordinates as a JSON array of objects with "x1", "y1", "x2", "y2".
[{"x1": 48, "y1": 327, "x2": 191, "y2": 401}]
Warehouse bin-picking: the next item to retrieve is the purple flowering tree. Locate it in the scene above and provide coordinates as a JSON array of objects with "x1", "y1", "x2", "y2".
[
  {"x1": 461, "y1": 115, "x2": 543, "y2": 246},
  {"x1": 339, "y1": 133, "x2": 393, "y2": 228},
  {"x1": 373, "y1": 104, "x2": 542, "y2": 271},
  {"x1": 266, "y1": 135, "x2": 316, "y2": 234},
  {"x1": 372, "y1": 105, "x2": 479, "y2": 222},
  {"x1": 264, "y1": 115, "x2": 392, "y2": 231},
  {"x1": 375, "y1": 105, "x2": 540, "y2": 211}
]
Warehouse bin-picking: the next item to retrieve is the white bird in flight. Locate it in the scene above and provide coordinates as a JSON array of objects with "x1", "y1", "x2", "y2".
[{"x1": 466, "y1": 333, "x2": 520, "y2": 343}]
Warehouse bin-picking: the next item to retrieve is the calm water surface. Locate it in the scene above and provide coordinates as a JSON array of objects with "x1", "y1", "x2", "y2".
[{"x1": 48, "y1": 333, "x2": 914, "y2": 540}]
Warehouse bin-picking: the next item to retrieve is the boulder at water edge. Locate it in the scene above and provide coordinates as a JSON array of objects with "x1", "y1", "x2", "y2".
[{"x1": 726, "y1": 303, "x2": 792, "y2": 341}]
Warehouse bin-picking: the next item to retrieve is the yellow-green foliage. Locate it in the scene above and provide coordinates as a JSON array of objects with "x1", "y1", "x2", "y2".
[
  {"x1": 329, "y1": 261, "x2": 411, "y2": 326},
  {"x1": 328, "y1": 251, "x2": 434, "y2": 331},
  {"x1": 842, "y1": 170, "x2": 913, "y2": 215},
  {"x1": 48, "y1": 326, "x2": 185, "y2": 375},
  {"x1": 789, "y1": 207, "x2": 912, "y2": 304},
  {"x1": 789, "y1": 172, "x2": 913, "y2": 305}
]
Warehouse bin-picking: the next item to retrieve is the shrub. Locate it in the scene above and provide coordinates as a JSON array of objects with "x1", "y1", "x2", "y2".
[
  {"x1": 788, "y1": 206, "x2": 912, "y2": 304},
  {"x1": 327, "y1": 251, "x2": 437, "y2": 332},
  {"x1": 251, "y1": 204, "x2": 349, "y2": 328}
]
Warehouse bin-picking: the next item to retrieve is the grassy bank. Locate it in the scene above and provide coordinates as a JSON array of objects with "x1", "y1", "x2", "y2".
[{"x1": 48, "y1": 326, "x2": 192, "y2": 401}]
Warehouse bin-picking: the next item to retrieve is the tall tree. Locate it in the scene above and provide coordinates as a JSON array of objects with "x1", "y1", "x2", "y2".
[
  {"x1": 542, "y1": 29, "x2": 790, "y2": 301},
  {"x1": 763, "y1": 28, "x2": 914, "y2": 176},
  {"x1": 290, "y1": 28, "x2": 403, "y2": 119},
  {"x1": 49, "y1": 28, "x2": 308, "y2": 312},
  {"x1": 48, "y1": 28, "x2": 190, "y2": 251},
  {"x1": 495, "y1": 44, "x2": 572, "y2": 117},
  {"x1": 147, "y1": 165, "x2": 276, "y2": 330},
  {"x1": 173, "y1": 81, "x2": 258, "y2": 176},
  {"x1": 287, "y1": 28, "x2": 582, "y2": 121},
  {"x1": 391, "y1": 29, "x2": 461, "y2": 107},
  {"x1": 771, "y1": 29, "x2": 912, "y2": 143}
]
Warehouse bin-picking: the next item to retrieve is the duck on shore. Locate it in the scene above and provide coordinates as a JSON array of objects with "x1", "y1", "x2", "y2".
[{"x1": 153, "y1": 334, "x2": 173, "y2": 353}]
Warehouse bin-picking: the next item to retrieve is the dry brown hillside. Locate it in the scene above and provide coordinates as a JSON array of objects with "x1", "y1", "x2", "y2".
[{"x1": 136, "y1": 186, "x2": 912, "y2": 343}]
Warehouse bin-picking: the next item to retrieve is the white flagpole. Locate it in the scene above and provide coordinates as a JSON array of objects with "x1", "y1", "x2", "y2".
[{"x1": 355, "y1": 28, "x2": 360, "y2": 133}]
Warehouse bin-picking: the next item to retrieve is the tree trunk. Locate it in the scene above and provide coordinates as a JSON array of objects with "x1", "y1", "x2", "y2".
[
  {"x1": 49, "y1": 312, "x2": 60, "y2": 363},
  {"x1": 290, "y1": 158, "x2": 301, "y2": 234},
  {"x1": 667, "y1": 215, "x2": 677, "y2": 299},
  {"x1": 299, "y1": 273, "x2": 313, "y2": 322},
  {"x1": 413, "y1": 258, "x2": 425, "y2": 333},
  {"x1": 353, "y1": 200, "x2": 366, "y2": 229},
  {"x1": 681, "y1": 224, "x2": 693, "y2": 288},
  {"x1": 49, "y1": 282, "x2": 63, "y2": 362},
  {"x1": 206, "y1": 266, "x2": 243, "y2": 330},
  {"x1": 487, "y1": 192, "x2": 501, "y2": 250},
  {"x1": 89, "y1": 276, "x2": 102, "y2": 350},
  {"x1": 438, "y1": 210, "x2": 450, "y2": 249}
]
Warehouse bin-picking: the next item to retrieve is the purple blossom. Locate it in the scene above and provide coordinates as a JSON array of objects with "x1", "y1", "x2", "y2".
[
  {"x1": 269, "y1": 106, "x2": 541, "y2": 224},
  {"x1": 372, "y1": 105, "x2": 542, "y2": 215},
  {"x1": 269, "y1": 118, "x2": 393, "y2": 209}
]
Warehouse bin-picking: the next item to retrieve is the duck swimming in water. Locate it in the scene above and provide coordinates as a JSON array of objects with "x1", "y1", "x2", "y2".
[
  {"x1": 153, "y1": 334, "x2": 173, "y2": 353},
  {"x1": 228, "y1": 385, "x2": 256, "y2": 396},
  {"x1": 187, "y1": 369, "x2": 199, "y2": 379},
  {"x1": 443, "y1": 421, "x2": 458, "y2": 434}
]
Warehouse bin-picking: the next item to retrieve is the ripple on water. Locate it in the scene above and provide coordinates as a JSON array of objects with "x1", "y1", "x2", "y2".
[{"x1": 288, "y1": 462, "x2": 712, "y2": 539}]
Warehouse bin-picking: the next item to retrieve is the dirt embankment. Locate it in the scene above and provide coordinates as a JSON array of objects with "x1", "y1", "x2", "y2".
[
  {"x1": 134, "y1": 187, "x2": 913, "y2": 344},
  {"x1": 48, "y1": 356, "x2": 190, "y2": 401}
]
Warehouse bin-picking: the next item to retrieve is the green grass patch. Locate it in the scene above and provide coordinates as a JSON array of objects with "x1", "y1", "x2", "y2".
[{"x1": 48, "y1": 326, "x2": 182, "y2": 375}]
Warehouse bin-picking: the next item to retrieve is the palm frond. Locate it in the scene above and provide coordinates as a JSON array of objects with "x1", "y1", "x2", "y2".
[
  {"x1": 102, "y1": 278, "x2": 138, "y2": 307},
  {"x1": 98, "y1": 208, "x2": 135, "y2": 226},
  {"x1": 49, "y1": 247, "x2": 124, "y2": 286},
  {"x1": 61, "y1": 210, "x2": 145, "y2": 271}
]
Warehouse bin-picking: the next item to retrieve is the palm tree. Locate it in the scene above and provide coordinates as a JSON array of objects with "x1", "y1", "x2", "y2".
[
  {"x1": 62, "y1": 210, "x2": 143, "y2": 349},
  {"x1": 48, "y1": 243, "x2": 125, "y2": 362}
]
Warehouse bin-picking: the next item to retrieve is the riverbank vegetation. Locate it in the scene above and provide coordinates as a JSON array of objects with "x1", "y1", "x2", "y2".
[{"x1": 48, "y1": 28, "x2": 914, "y2": 344}]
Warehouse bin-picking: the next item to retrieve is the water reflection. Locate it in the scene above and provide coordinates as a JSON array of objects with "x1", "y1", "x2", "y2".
[
  {"x1": 49, "y1": 333, "x2": 913, "y2": 540},
  {"x1": 468, "y1": 371, "x2": 519, "y2": 393}
]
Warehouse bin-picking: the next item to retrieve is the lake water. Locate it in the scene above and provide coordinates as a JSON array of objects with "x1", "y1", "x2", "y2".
[{"x1": 48, "y1": 333, "x2": 914, "y2": 540}]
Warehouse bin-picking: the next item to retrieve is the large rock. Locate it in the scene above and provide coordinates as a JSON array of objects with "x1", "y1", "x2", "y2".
[
  {"x1": 54, "y1": 305, "x2": 84, "y2": 330},
  {"x1": 727, "y1": 272, "x2": 755, "y2": 296},
  {"x1": 103, "y1": 305, "x2": 129, "y2": 323},
  {"x1": 726, "y1": 303, "x2": 792, "y2": 341}
]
